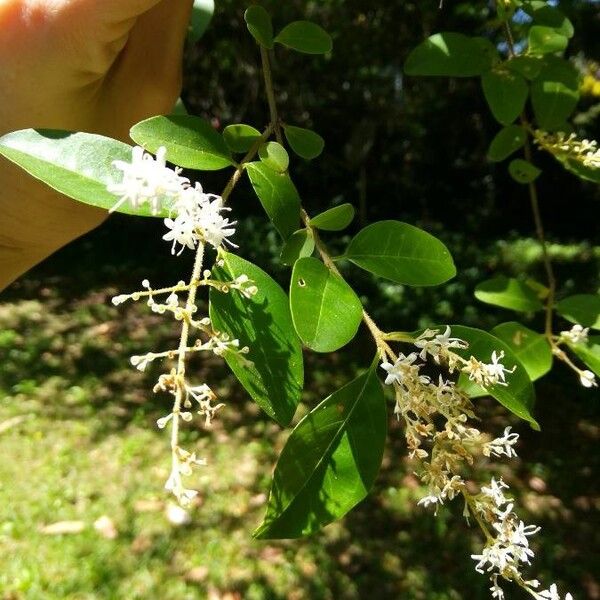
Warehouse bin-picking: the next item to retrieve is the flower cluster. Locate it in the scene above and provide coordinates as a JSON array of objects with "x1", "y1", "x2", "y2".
[
  {"x1": 556, "y1": 324, "x2": 597, "y2": 389},
  {"x1": 533, "y1": 130, "x2": 600, "y2": 170},
  {"x1": 109, "y1": 146, "x2": 236, "y2": 255},
  {"x1": 380, "y1": 326, "x2": 572, "y2": 599}
]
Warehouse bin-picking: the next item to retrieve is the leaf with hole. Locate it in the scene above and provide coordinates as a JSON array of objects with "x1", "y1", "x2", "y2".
[
  {"x1": 275, "y1": 21, "x2": 332, "y2": 55},
  {"x1": 509, "y1": 159, "x2": 541, "y2": 184},
  {"x1": 283, "y1": 125, "x2": 325, "y2": 160},
  {"x1": 254, "y1": 362, "x2": 386, "y2": 539},
  {"x1": 244, "y1": 5, "x2": 274, "y2": 49},
  {"x1": 404, "y1": 33, "x2": 498, "y2": 77},
  {"x1": 310, "y1": 204, "x2": 355, "y2": 231},
  {"x1": 290, "y1": 257, "x2": 363, "y2": 353},
  {"x1": 246, "y1": 162, "x2": 301, "y2": 240},
  {"x1": 557, "y1": 295, "x2": 600, "y2": 330},
  {"x1": 491, "y1": 322, "x2": 552, "y2": 381},
  {"x1": 475, "y1": 277, "x2": 543, "y2": 312},
  {"x1": 487, "y1": 126, "x2": 527, "y2": 162},
  {"x1": 130, "y1": 116, "x2": 233, "y2": 171},
  {"x1": 0, "y1": 129, "x2": 162, "y2": 216},
  {"x1": 209, "y1": 253, "x2": 303, "y2": 426},
  {"x1": 344, "y1": 221, "x2": 456, "y2": 286}
]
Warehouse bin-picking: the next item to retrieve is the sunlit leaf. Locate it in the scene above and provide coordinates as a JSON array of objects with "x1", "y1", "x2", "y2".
[
  {"x1": 280, "y1": 229, "x2": 315, "y2": 266},
  {"x1": 275, "y1": 21, "x2": 333, "y2": 55},
  {"x1": 475, "y1": 277, "x2": 544, "y2": 312},
  {"x1": 283, "y1": 125, "x2": 325, "y2": 160},
  {"x1": 310, "y1": 204, "x2": 355, "y2": 231},
  {"x1": 557, "y1": 294, "x2": 600, "y2": 330},
  {"x1": 567, "y1": 337, "x2": 600, "y2": 378},
  {"x1": 244, "y1": 5, "x2": 274, "y2": 49},
  {"x1": 259, "y1": 141, "x2": 290, "y2": 173},
  {"x1": 481, "y1": 69, "x2": 528, "y2": 125},
  {"x1": 223, "y1": 124, "x2": 262, "y2": 154}
]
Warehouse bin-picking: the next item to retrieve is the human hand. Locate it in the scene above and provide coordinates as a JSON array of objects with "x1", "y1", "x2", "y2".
[{"x1": 0, "y1": 0, "x2": 193, "y2": 289}]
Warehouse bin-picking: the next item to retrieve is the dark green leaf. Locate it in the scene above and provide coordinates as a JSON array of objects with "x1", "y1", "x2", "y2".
[
  {"x1": 130, "y1": 115, "x2": 233, "y2": 171},
  {"x1": 254, "y1": 363, "x2": 386, "y2": 539},
  {"x1": 290, "y1": 257, "x2": 363, "y2": 353},
  {"x1": 209, "y1": 253, "x2": 303, "y2": 426},
  {"x1": 404, "y1": 33, "x2": 498, "y2": 77},
  {"x1": 283, "y1": 125, "x2": 325, "y2": 159},
  {"x1": 280, "y1": 229, "x2": 315, "y2": 266},
  {"x1": 481, "y1": 69, "x2": 528, "y2": 125},
  {"x1": 560, "y1": 158, "x2": 600, "y2": 184},
  {"x1": 310, "y1": 204, "x2": 355, "y2": 231},
  {"x1": 475, "y1": 276, "x2": 543, "y2": 312},
  {"x1": 557, "y1": 295, "x2": 600, "y2": 330},
  {"x1": 491, "y1": 322, "x2": 552, "y2": 381},
  {"x1": 568, "y1": 337, "x2": 600, "y2": 378},
  {"x1": 0, "y1": 129, "x2": 161, "y2": 216},
  {"x1": 531, "y1": 56, "x2": 579, "y2": 131},
  {"x1": 188, "y1": 0, "x2": 214, "y2": 44},
  {"x1": 244, "y1": 5, "x2": 274, "y2": 49},
  {"x1": 258, "y1": 141, "x2": 290, "y2": 172},
  {"x1": 506, "y1": 56, "x2": 543, "y2": 80},
  {"x1": 344, "y1": 221, "x2": 456, "y2": 286},
  {"x1": 223, "y1": 124, "x2": 262, "y2": 154},
  {"x1": 528, "y1": 26, "x2": 568, "y2": 55},
  {"x1": 522, "y1": 2, "x2": 574, "y2": 38},
  {"x1": 509, "y1": 159, "x2": 541, "y2": 184},
  {"x1": 274, "y1": 21, "x2": 333, "y2": 55},
  {"x1": 450, "y1": 326, "x2": 539, "y2": 429},
  {"x1": 487, "y1": 125, "x2": 527, "y2": 162},
  {"x1": 246, "y1": 162, "x2": 301, "y2": 239}
]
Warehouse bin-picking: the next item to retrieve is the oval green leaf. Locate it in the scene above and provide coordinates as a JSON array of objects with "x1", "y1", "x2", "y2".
[
  {"x1": 254, "y1": 363, "x2": 386, "y2": 539},
  {"x1": 450, "y1": 325, "x2": 539, "y2": 429},
  {"x1": 280, "y1": 229, "x2": 315, "y2": 266},
  {"x1": 522, "y1": 2, "x2": 574, "y2": 38},
  {"x1": 283, "y1": 125, "x2": 325, "y2": 160},
  {"x1": 258, "y1": 141, "x2": 290, "y2": 173},
  {"x1": 344, "y1": 221, "x2": 456, "y2": 287},
  {"x1": 506, "y1": 56, "x2": 543, "y2": 81},
  {"x1": 244, "y1": 5, "x2": 274, "y2": 49},
  {"x1": 557, "y1": 294, "x2": 600, "y2": 330},
  {"x1": 491, "y1": 322, "x2": 553, "y2": 381},
  {"x1": 567, "y1": 337, "x2": 600, "y2": 378},
  {"x1": 223, "y1": 124, "x2": 262, "y2": 154},
  {"x1": 188, "y1": 0, "x2": 214, "y2": 44},
  {"x1": 290, "y1": 257, "x2": 363, "y2": 353},
  {"x1": 209, "y1": 253, "x2": 303, "y2": 426},
  {"x1": 130, "y1": 115, "x2": 233, "y2": 171},
  {"x1": 246, "y1": 162, "x2": 301, "y2": 240},
  {"x1": 509, "y1": 159, "x2": 541, "y2": 184},
  {"x1": 475, "y1": 276, "x2": 543, "y2": 312},
  {"x1": 481, "y1": 70, "x2": 528, "y2": 125},
  {"x1": 310, "y1": 204, "x2": 355, "y2": 231},
  {"x1": 531, "y1": 57, "x2": 580, "y2": 131},
  {"x1": 528, "y1": 26, "x2": 568, "y2": 55},
  {"x1": 0, "y1": 129, "x2": 164, "y2": 216},
  {"x1": 404, "y1": 33, "x2": 498, "y2": 77},
  {"x1": 488, "y1": 125, "x2": 527, "y2": 162},
  {"x1": 274, "y1": 21, "x2": 333, "y2": 55}
]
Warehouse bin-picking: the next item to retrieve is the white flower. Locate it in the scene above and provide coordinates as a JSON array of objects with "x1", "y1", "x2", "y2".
[
  {"x1": 108, "y1": 146, "x2": 188, "y2": 214},
  {"x1": 380, "y1": 352, "x2": 419, "y2": 385},
  {"x1": 481, "y1": 477, "x2": 510, "y2": 507},
  {"x1": 489, "y1": 574, "x2": 504, "y2": 599},
  {"x1": 579, "y1": 369, "x2": 597, "y2": 388},
  {"x1": 538, "y1": 583, "x2": 573, "y2": 600},
  {"x1": 485, "y1": 427, "x2": 519, "y2": 459},
  {"x1": 462, "y1": 351, "x2": 515, "y2": 388},
  {"x1": 163, "y1": 213, "x2": 198, "y2": 255},
  {"x1": 559, "y1": 324, "x2": 589, "y2": 345},
  {"x1": 414, "y1": 325, "x2": 468, "y2": 362}
]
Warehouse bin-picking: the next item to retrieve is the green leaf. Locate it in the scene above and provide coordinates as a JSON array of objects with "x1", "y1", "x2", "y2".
[
  {"x1": 568, "y1": 337, "x2": 600, "y2": 378},
  {"x1": 0, "y1": 129, "x2": 161, "y2": 216},
  {"x1": 491, "y1": 322, "x2": 553, "y2": 381},
  {"x1": 475, "y1": 276, "x2": 543, "y2": 312},
  {"x1": 130, "y1": 116, "x2": 233, "y2": 171},
  {"x1": 246, "y1": 162, "x2": 301, "y2": 240},
  {"x1": 280, "y1": 229, "x2": 315, "y2": 266},
  {"x1": 522, "y1": 2, "x2": 574, "y2": 38},
  {"x1": 506, "y1": 56, "x2": 543, "y2": 80},
  {"x1": 188, "y1": 0, "x2": 214, "y2": 44},
  {"x1": 404, "y1": 33, "x2": 498, "y2": 77},
  {"x1": 450, "y1": 326, "x2": 539, "y2": 429},
  {"x1": 487, "y1": 125, "x2": 527, "y2": 162},
  {"x1": 528, "y1": 26, "x2": 568, "y2": 55},
  {"x1": 556, "y1": 295, "x2": 600, "y2": 330},
  {"x1": 274, "y1": 21, "x2": 333, "y2": 55},
  {"x1": 209, "y1": 253, "x2": 303, "y2": 426},
  {"x1": 481, "y1": 69, "x2": 528, "y2": 125},
  {"x1": 223, "y1": 124, "x2": 262, "y2": 154},
  {"x1": 244, "y1": 5, "x2": 274, "y2": 49},
  {"x1": 560, "y1": 158, "x2": 600, "y2": 184},
  {"x1": 290, "y1": 257, "x2": 363, "y2": 353},
  {"x1": 509, "y1": 159, "x2": 541, "y2": 184},
  {"x1": 310, "y1": 204, "x2": 355, "y2": 231},
  {"x1": 254, "y1": 363, "x2": 386, "y2": 539},
  {"x1": 258, "y1": 141, "x2": 290, "y2": 173},
  {"x1": 283, "y1": 125, "x2": 325, "y2": 160},
  {"x1": 344, "y1": 221, "x2": 456, "y2": 287},
  {"x1": 531, "y1": 56, "x2": 579, "y2": 131}
]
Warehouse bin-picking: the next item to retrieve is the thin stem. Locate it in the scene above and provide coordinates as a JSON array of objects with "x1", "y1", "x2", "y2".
[{"x1": 260, "y1": 46, "x2": 284, "y2": 144}]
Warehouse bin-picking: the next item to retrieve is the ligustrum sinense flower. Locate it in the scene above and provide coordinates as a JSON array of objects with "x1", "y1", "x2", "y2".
[
  {"x1": 107, "y1": 146, "x2": 256, "y2": 506},
  {"x1": 379, "y1": 326, "x2": 572, "y2": 599}
]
